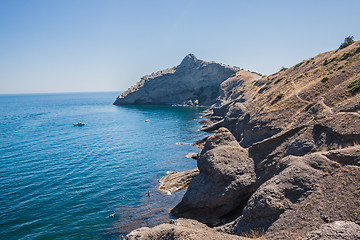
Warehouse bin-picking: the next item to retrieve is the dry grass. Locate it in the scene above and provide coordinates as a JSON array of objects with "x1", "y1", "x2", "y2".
[{"x1": 240, "y1": 229, "x2": 265, "y2": 239}]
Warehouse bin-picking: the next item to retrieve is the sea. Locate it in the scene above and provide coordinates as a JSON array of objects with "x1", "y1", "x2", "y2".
[{"x1": 0, "y1": 92, "x2": 208, "y2": 240}]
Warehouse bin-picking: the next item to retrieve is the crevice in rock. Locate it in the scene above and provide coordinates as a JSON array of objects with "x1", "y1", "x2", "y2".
[
  {"x1": 218, "y1": 191, "x2": 255, "y2": 225},
  {"x1": 248, "y1": 126, "x2": 306, "y2": 164},
  {"x1": 312, "y1": 124, "x2": 360, "y2": 150}
]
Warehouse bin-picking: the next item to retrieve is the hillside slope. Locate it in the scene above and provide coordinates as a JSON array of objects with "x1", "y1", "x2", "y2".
[
  {"x1": 126, "y1": 41, "x2": 360, "y2": 239},
  {"x1": 172, "y1": 41, "x2": 360, "y2": 238}
]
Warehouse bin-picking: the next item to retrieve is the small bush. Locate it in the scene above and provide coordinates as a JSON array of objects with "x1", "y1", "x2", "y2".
[
  {"x1": 339, "y1": 36, "x2": 354, "y2": 49},
  {"x1": 321, "y1": 76, "x2": 329, "y2": 82},
  {"x1": 348, "y1": 78, "x2": 360, "y2": 94},
  {"x1": 230, "y1": 73, "x2": 236, "y2": 77},
  {"x1": 271, "y1": 93, "x2": 284, "y2": 105},
  {"x1": 294, "y1": 61, "x2": 303, "y2": 69},
  {"x1": 335, "y1": 65, "x2": 344, "y2": 71},
  {"x1": 280, "y1": 66, "x2": 288, "y2": 71}
]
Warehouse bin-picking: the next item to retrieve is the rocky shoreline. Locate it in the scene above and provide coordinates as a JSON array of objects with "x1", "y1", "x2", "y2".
[{"x1": 121, "y1": 41, "x2": 360, "y2": 239}]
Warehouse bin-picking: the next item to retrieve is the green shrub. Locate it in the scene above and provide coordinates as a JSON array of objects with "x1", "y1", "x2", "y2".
[
  {"x1": 348, "y1": 78, "x2": 360, "y2": 94},
  {"x1": 335, "y1": 65, "x2": 344, "y2": 71},
  {"x1": 280, "y1": 66, "x2": 288, "y2": 71},
  {"x1": 294, "y1": 62, "x2": 303, "y2": 69},
  {"x1": 339, "y1": 36, "x2": 355, "y2": 49},
  {"x1": 324, "y1": 57, "x2": 339, "y2": 66},
  {"x1": 271, "y1": 93, "x2": 284, "y2": 105},
  {"x1": 230, "y1": 73, "x2": 236, "y2": 77},
  {"x1": 321, "y1": 76, "x2": 329, "y2": 82}
]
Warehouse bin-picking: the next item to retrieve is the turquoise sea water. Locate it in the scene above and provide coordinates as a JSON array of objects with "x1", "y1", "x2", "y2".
[{"x1": 0, "y1": 92, "x2": 207, "y2": 239}]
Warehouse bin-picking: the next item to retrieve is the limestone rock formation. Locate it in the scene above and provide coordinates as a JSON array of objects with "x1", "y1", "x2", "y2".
[
  {"x1": 125, "y1": 41, "x2": 360, "y2": 239},
  {"x1": 114, "y1": 54, "x2": 238, "y2": 106},
  {"x1": 171, "y1": 128, "x2": 256, "y2": 226}
]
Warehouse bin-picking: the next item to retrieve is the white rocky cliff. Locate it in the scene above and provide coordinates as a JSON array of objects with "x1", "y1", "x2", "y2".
[{"x1": 113, "y1": 54, "x2": 238, "y2": 106}]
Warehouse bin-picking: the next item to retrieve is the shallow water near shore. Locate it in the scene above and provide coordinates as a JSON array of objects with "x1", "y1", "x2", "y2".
[{"x1": 0, "y1": 92, "x2": 207, "y2": 239}]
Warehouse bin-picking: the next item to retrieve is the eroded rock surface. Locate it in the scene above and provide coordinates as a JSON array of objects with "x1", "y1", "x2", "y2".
[
  {"x1": 114, "y1": 54, "x2": 239, "y2": 106},
  {"x1": 125, "y1": 41, "x2": 360, "y2": 239},
  {"x1": 305, "y1": 221, "x2": 360, "y2": 240},
  {"x1": 171, "y1": 128, "x2": 256, "y2": 226},
  {"x1": 158, "y1": 169, "x2": 199, "y2": 193},
  {"x1": 125, "y1": 218, "x2": 248, "y2": 240}
]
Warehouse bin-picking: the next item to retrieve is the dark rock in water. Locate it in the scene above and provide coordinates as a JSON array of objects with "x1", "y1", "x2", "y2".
[
  {"x1": 114, "y1": 54, "x2": 238, "y2": 106},
  {"x1": 171, "y1": 128, "x2": 256, "y2": 226}
]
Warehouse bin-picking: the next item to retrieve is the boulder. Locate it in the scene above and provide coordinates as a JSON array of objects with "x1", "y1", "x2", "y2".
[{"x1": 171, "y1": 128, "x2": 256, "y2": 226}]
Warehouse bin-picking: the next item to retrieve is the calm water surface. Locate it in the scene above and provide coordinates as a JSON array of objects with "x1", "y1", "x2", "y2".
[{"x1": 0, "y1": 92, "x2": 207, "y2": 239}]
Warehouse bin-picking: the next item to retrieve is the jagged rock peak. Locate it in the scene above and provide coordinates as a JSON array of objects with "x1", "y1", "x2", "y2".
[{"x1": 178, "y1": 53, "x2": 201, "y2": 68}]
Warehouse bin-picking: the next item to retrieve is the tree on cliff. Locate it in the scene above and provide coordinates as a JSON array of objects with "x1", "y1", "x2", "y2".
[{"x1": 339, "y1": 35, "x2": 354, "y2": 49}]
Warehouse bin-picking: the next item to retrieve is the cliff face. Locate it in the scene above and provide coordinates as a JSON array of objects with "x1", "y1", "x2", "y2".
[
  {"x1": 126, "y1": 41, "x2": 360, "y2": 239},
  {"x1": 171, "y1": 41, "x2": 360, "y2": 238},
  {"x1": 114, "y1": 54, "x2": 241, "y2": 106}
]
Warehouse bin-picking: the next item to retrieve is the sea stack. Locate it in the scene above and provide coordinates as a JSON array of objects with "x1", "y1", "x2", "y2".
[{"x1": 113, "y1": 54, "x2": 238, "y2": 106}]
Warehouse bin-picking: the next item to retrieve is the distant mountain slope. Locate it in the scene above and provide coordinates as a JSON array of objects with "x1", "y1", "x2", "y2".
[{"x1": 113, "y1": 54, "x2": 254, "y2": 106}]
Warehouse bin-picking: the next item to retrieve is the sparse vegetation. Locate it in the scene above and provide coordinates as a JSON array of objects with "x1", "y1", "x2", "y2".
[
  {"x1": 335, "y1": 65, "x2": 344, "y2": 71},
  {"x1": 240, "y1": 229, "x2": 265, "y2": 239},
  {"x1": 271, "y1": 93, "x2": 284, "y2": 105},
  {"x1": 230, "y1": 73, "x2": 236, "y2": 77},
  {"x1": 340, "y1": 46, "x2": 360, "y2": 61},
  {"x1": 280, "y1": 66, "x2": 288, "y2": 71},
  {"x1": 294, "y1": 61, "x2": 303, "y2": 69},
  {"x1": 339, "y1": 36, "x2": 355, "y2": 49},
  {"x1": 321, "y1": 76, "x2": 329, "y2": 83},
  {"x1": 348, "y1": 78, "x2": 360, "y2": 94}
]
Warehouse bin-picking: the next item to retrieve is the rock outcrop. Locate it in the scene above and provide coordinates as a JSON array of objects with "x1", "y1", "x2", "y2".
[
  {"x1": 158, "y1": 169, "x2": 199, "y2": 193},
  {"x1": 125, "y1": 40, "x2": 360, "y2": 239},
  {"x1": 114, "y1": 54, "x2": 241, "y2": 106},
  {"x1": 171, "y1": 128, "x2": 256, "y2": 226},
  {"x1": 125, "y1": 218, "x2": 249, "y2": 240},
  {"x1": 305, "y1": 221, "x2": 360, "y2": 240}
]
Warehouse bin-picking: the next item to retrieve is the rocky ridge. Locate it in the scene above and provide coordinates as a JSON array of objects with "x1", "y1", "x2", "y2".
[
  {"x1": 125, "y1": 40, "x2": 360, "y2": 239},
  {"x1": 114, "y1": 54, "x2": 243, "y2": 106}
]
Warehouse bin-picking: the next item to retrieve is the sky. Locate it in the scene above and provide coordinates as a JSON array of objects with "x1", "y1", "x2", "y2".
[{"x1": 0, "y1": 0, "x2": 359, "y2": 94}]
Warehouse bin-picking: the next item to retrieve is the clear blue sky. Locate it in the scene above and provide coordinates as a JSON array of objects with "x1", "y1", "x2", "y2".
[{"x1": 0, "y1": 0, "x2": 359, "y2": 94}]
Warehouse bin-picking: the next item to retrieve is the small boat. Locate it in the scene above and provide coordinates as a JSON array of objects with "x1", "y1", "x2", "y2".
[
  {"x1": 145, "y1": 119, "x2": 150, "y2": 122},
  {"x1": 73, "y1": 122, "x2": 85, "y2": 126}
]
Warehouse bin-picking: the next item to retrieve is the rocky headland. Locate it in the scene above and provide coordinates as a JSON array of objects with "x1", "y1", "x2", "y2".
[
  {"x1": 114, "y1": 54, "x2": 246, "y2": 106},
  {"x1": 123, "y1": 40, "x2": 360, "y2": 239}
]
